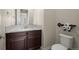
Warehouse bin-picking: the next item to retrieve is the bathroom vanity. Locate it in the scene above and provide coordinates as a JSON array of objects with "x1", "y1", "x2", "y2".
[
  {"x1": 4, "y1": 9, "x2": 42, "y2": 50},
  {"x1": 6, "y1": 25, "x2": 42, "y2": 50}
]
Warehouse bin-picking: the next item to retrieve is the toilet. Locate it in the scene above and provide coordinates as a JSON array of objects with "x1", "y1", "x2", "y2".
[{"x1": 51, "y1": 34, "x2": 73, "y2": 50}]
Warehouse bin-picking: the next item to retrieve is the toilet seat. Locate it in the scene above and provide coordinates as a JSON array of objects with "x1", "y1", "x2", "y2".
[{"x1": 51, "y1": 44, "x2": 68, "y2": 50}]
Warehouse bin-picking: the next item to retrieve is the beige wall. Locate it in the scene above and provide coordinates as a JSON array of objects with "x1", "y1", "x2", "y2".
[
  {"x1": 56, "y1": 9, "x2": 79, "y2": 49},
  {"x1": 33, "y1": 9, "x2": 56, "y2": 49},
  {"x1": 42, "y1": 9, "x2": 56, "y2": 49},
  {"x1": 33, "y1": 9, "x2": 44, "y2": 26},
  {"x1": 0, "y1": 10, "x2": 6, "y2": 49}
]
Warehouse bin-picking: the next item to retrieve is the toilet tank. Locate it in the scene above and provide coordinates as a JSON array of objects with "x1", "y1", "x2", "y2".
[{"x1": 59, "y1": 34, "x2": 73, "y2": 49}]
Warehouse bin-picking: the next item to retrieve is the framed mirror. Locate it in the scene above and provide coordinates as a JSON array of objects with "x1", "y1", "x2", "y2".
[
  {"x1": 15, "y1": 9, "x2": 29, "y2": 25},
  {"x1": 4, "y1": 9, "x2": 34, "y2": 27}
]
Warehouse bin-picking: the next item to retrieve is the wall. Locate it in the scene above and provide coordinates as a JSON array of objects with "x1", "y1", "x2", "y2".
[
  {"x1": 56, "y1": 9, "x2": 79, "y2": 49},
  {"x1": 33, "y1": 9, "x2": 56, "y2": 49},
  {"x1": 0, "y1": 11, "x2": 1, "y2": 29},
  {"x1": 42, "y1": 9, "x2": 56, "y2": 49},
  {"x1": 33, "y1": 9, "x2": 44, "y2": 26},
  {"x1": 0, "y1": 10, "x2": 6, "y2": 49}
]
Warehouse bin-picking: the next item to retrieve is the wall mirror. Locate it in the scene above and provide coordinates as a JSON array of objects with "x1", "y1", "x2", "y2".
[
  {"x1": 4, "y1": 9, "x2": 32, "y2": 27},
  {"x1": 15, "y1": 9, "x2": 29, "y2": 25}
]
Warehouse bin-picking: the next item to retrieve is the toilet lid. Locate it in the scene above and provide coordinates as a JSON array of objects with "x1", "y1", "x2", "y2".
[{"x1": 51, "y1": 44, "x2": 68, "y2": 50}]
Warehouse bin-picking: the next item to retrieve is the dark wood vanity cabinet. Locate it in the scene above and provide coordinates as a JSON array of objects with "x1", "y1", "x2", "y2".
[
  {"x1": 6, "y1": 30, "x2": 41, "y2": 50},
  {"x1": 28, "y1": 31, "x2": 41, "y2": 49}
]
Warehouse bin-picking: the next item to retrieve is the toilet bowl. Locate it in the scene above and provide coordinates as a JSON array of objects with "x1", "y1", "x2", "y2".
[
  {"x1": 51, "y1": 44, "x2": 68, "y2": 50},
  {"x1": 51, "y1": 34, "x2": 73, "y2": 50}
]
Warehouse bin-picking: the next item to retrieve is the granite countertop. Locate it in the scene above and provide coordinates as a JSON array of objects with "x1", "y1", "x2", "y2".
[{"x1": 5, "y1": 25, "x2": 42, "y2": 33}]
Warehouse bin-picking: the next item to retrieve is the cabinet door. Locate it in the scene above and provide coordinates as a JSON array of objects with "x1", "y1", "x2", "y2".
[
  {"x1": 28, "y1": 30, "x2": 41, "y2": 49},
  {"x1": 28, "y1": 37, "x2": 41, "y2": 49},
  {"x1": 6, "y1": 36, "x2": 27, "y2": 50}
]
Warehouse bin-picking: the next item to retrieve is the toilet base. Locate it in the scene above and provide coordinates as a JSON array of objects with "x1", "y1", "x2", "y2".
[{"x1": 51, "y1": 44, "x2": 68, "y2": 50}]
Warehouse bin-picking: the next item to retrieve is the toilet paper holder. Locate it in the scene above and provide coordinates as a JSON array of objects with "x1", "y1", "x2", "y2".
[
  {"x1": 57, "y1": 23, "x2": 64, "y2": 27},
  {"x1": 57, "y1": 23, "x2": 76, "y2": 32}
]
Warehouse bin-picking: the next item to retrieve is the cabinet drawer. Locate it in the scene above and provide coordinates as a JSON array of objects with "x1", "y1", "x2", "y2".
[
  {"x1": 28, "y1": 30, "x2": 41, "y2": 38},
  {"x1": 6, "y1": 32, "x2": 28, "y2": 39},
  {"x1": 7, "y1": 36, "x2": 27, "y2": 41}
]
